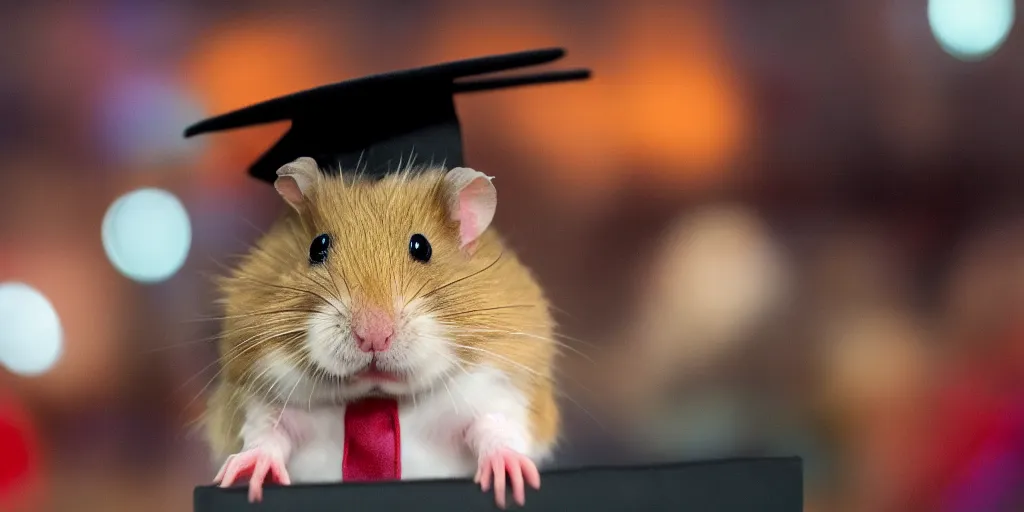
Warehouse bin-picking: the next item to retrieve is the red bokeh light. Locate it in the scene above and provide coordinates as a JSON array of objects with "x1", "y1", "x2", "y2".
[{"x1": 0, "y1": 391, "x2": 39, "y2": 510}]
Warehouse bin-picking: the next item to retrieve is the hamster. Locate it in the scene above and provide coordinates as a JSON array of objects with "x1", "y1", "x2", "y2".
[{"x1": 202, "y1": 157, "x2": 560, "y2": 508}]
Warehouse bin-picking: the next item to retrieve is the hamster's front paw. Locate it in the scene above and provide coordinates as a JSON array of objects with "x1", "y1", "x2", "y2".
[
  {"x1": 474, "y1": 447, "x2": 540, "y2": 509},
  {"x1": 214, "y1": 447, "x2": 291, "y2": 503}
]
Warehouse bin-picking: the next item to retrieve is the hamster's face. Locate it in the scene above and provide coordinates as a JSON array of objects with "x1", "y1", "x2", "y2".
[{"x1": 220, "y1": 162, "x2": 505, "y2": 404}]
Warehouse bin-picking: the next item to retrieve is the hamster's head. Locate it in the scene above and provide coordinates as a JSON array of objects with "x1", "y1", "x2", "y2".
[{"x1": 219, "y1": 157, "x2": 514, "y2": 403}]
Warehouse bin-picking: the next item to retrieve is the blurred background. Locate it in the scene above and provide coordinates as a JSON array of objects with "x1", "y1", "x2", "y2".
[{"x1": 1, "y1": 0, "x2": 1023, "y2": 510}]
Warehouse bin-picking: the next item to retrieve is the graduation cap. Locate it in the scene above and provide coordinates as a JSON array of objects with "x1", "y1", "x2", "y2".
[{"x1": 183, "y1": 47, "x2": 590, "y2": 183}]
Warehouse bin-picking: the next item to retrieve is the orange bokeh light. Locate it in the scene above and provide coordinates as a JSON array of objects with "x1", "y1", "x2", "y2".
[
  {"x1": 178, "y1": 5, "x2": 746, "y2": 197},
  {"x1": 423, "y1": 4, "x2": 564, "y2": 63},
  {"x1": 422, "y1": 5, "x2": 617, "y2": 201},
  {"x1": 426, "y1": 3, "x2": 747, "y2": 199},
  {"x1": 182, "y1": 16, "x2": 346, "y2": 189},
  {"x1": 612, "y1": 5, "x2": 747, "y2": 186},
  {"x1": 484, "y1": 77, "x2": 620, "y2": 203}
]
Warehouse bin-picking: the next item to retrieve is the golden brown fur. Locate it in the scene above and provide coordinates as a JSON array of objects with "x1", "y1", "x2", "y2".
[{"x1": 203, "y1": 167, "x2": 559, "y2": 459}]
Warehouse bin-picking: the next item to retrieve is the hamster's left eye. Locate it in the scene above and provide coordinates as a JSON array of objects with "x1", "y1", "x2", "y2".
[
  {"x1": 309, "y1": 234, "x2": 331, "y2": 265},
  {"x1": 409, "y1": 234, "x2": 432, "y2": 263}
]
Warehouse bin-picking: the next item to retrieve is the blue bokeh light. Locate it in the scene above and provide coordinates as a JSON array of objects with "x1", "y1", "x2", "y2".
[
  {"x1": 0, "y1": 282, "x2": 64, "y2": 376},
  {"x1": 98, "y1": 73, "x2": 206, "y2": 167},
  {"x1": 102, "y1": 188, "x2": 192, "y2": 283},
  {"x1": 928, "y1": 0, "x2": 1016, "y2": 60}
]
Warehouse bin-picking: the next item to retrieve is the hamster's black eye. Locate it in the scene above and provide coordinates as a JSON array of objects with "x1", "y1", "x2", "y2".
[
  {"x1": 409, "y1": 234, "x2": 432, "y2": 263},
  {"x1": 309, "y1": 234, "x2": 331, "y2": 265}
]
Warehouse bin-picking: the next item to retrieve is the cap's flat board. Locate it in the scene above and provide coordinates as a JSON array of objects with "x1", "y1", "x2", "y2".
[
  {"x1": 182, "y1": 47, "x2": 591, "y2": 183},
  {"x1": 194, "y1": 457, "x2": 802, "y2": 512}
]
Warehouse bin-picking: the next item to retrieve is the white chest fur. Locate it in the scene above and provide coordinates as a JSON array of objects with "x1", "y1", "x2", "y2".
[{"x1": 280, "y1": 366, "x2": 546, "y2": 483}]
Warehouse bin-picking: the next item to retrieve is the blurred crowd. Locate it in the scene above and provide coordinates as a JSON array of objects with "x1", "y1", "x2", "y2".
[{"x1": 1, "y1": 1, "x2": 1023, "y2": 511}]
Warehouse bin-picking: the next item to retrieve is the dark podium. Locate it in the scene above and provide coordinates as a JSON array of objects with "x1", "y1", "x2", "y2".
[{"x1": 194, "y1": 456, "x2": 802, "y2": 511}]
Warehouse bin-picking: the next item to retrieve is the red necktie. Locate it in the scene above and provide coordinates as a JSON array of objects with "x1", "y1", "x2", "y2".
[{"x1": 343, "y1": 398, "x2": 401, "y2": 481}]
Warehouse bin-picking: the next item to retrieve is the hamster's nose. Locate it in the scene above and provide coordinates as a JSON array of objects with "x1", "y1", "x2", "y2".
[{"x1": 353, "y1": 307, "x2": 395, "y2": 353}]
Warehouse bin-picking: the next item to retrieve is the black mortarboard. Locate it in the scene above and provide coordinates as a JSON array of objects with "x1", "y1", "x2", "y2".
[{"x1": 183, "y1": 47, "x2": 590, "y2": 183}]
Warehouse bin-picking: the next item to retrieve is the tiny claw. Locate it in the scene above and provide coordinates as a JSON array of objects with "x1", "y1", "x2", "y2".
[
  {"x1": 213, "y1": 455, "x2": 234, "y2": 484},
  {"x1": 214, "y1": 447, "x2": 291, "y2": 503},
  {"x1": 476, "y1": 447, "x2": 541, "y2": 509},
  {"x1": 523, "y1": 458, "x2": 541, "y2": 490},
  {"x1": 504, "y1": 451, "x2": 524, "y2": 507},
  {"x1": 493, "y1": 455, "x2": 506, "y2": 509},
  {"x1": 480, "y1": 461, "x2": 492, "y2": 492}
]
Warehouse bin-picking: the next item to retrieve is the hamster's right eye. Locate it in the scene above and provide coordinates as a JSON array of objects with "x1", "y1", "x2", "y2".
[{"x1": 309, "y1": 234, "x2": 331, "y2": 265}]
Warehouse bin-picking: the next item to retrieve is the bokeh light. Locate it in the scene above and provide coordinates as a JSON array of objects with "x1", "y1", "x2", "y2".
[
  {"x1": 614, "y1": 5, "x2": 746, "y2": 182},
  {"x1": 97, "y1": 73, "x2": 206, "y2": 166},
  {"x1": 102, "y1": 188, "x2": 192, "y2": 283},
  {"x1": 0, "y1": 391, "x2": 39, "y2": 510},
  {"x1": 0, "y1": 282, "x2": 63, "y2": 376},
  {"x1": 183, "y1": 17, "x2": 340, "y2": 188},
  {"x1": 928, "y1": 0, "x2": 1016, "y2": 60},
  {"x1": 4, "y1": 3, "x2": 1024, "y2": 511}
]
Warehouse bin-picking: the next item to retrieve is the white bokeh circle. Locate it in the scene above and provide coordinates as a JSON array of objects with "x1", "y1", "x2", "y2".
[
  {"x1": 102, "y1": 187, "x2": 192, "y2": 283},
  {"x1": 0, "y1": 282, "x2": 64, "y2": 376},
  {"x1": 929, "y1": 0, "x2": 1016, "y2": 60}
]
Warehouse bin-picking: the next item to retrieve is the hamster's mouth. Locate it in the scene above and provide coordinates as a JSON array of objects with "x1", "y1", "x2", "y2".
[
  {"x1": 315, "y1": 360, "x2": 406, "y2": 388},
  {"x1": 352, "y1": 367, "x2": 403, "y2": 383},
  {"x1": 351, "y1": 361, "x2": 404, "y2": 383}
]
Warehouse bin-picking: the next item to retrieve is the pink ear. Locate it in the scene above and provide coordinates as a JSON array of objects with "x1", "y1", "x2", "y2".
[
  {"x1": 445, "y1": 167, "x2": 497, "y2": 249},
  {"x1": 274, "y1": 175, "x2": 305, "y2": 207},
  {"x1": 274, "y1": 157, "x2": 321, "y2": 211}
]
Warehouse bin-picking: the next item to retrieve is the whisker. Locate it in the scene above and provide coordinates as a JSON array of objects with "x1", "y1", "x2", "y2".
[
  {"x1": 307, "y1": 370, "x2": 319, "y2": 412},
  {"x1": 229, "y1": 271, "x2": 346, "y2": 318},
  {"x1": 235, "y1": 215, "x2": 270, "y2": 237},
  {"x1": 224, "y1": 326, "x2": 308, "y2": 355},
  {"x1": 172, "y1": 319, "x2": 310, "y2": 357},
  {"x1": 440, "y1": 377, "x2": 458, "y2": 415},
  {"x1": 219, "y1": 316, "x2": 313, "y2": 336},
  {"x1": 184, "y1": 307, "x2": 322, "y2": 324},
  {"x1": 442, "y1": 366, "x2": 477, "y2": 417},
  {"x1": 446, "y1": 340, "x2": 595, "y2": 400},
  {"x1": 209, "y1": 254, "x2": 315, "y2": 297},
  {"x1": 420, "y1": 251, "x2": 504, "y2": 301},
  {"x1": 415, "y1": 339, "x2": 469, "y2": 412},
  {"x1": 447, "y1": 344, "x2": 551, "y2": 382},
  {"x1": 207, "y1": 255, "x2": 344, "y2": 317},
  {"x1": 441, "y1": 349, "x2": 474, "y2": 381},
  {"x1": 433, "y1": 304, "x2": 535, "y2": 319},
  {"x1": 445, "y1": 341, "x2": 609, "y2": 435},
  {"x1": 275, "y1": 372, "x2": 304, "y2": 425},
  {"x1": 155, "y1": 314, "x2": 309, "y2": 358},
  {"x1": 247, "y1": 245, "x2": 348, "y2": 312},
  {"x1": 335, "y1": 251, "x2": 362, "y2": 304},
  {"x1": 178, "y1": 329, "x2": 305, "y2": 410},
  {"x1": 403, "y1": 279, "x2": 431, "y2": 310},
  {"x1": 542, "y1": 329, "x2": 600, "y2": 349},
  {"x1": 142, "y1": 334, "x2": 221, "y2": 354},
  {"x1": 244, "y1": 349, "x2": 297, "y2": 401},
  {"x1": 319, "y1": 261, "x2": 353, "y2": 312},
  {"x1": 545, "y1": 302, "x2": 573, "y2": 319},
  {"x1": 439, "y1": 326, "x2": 597, "y2": 364}
]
